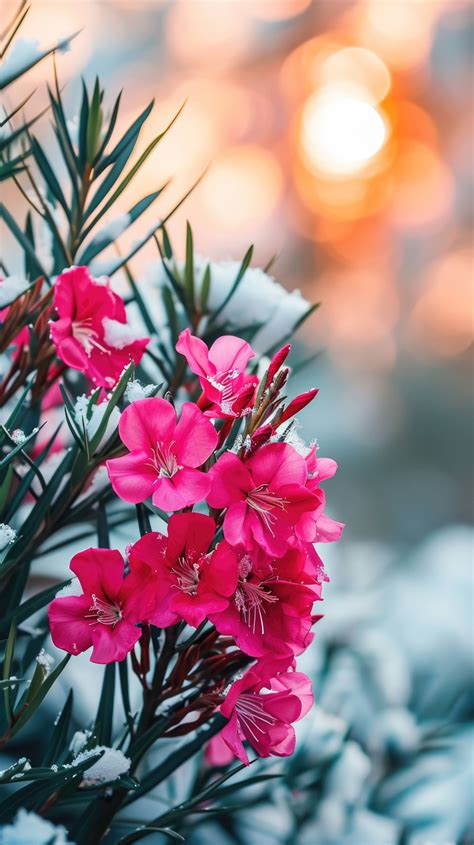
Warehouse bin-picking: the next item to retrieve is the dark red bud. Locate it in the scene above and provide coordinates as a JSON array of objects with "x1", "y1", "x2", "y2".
[
  {"x1": 249, "y1": 423, "x2": 273, "y2": 453},
  {"x1": 265, "y1": 343, "x2": 291, "y2": 388},
  {"x1": 278, "y1": 388, "x2": 319, "y2": 425}
]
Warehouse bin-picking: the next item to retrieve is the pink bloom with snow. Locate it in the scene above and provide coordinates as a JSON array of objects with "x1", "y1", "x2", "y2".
[
  {"x1": 48, "y1": 548, "x2": 157, "y2": 664},
  {"x1": 106, "y1": 397, "x2": 218, "y2": 511},
  {"x1": 50, "y1": 266, "x2": 149, "y2": 388},
  {"x1": 176, "y1": 328, "x2": 257, "y2": 419},
  {"x1": 206, "y1": 443, "x2": 318, "y2": 557},
  {"x1": 209, "y1": 543, "x2": 316, "y2": 658},
  {"x1": 128, "y1": 513, "x2": 237, "y2": 628},
  {"x1": 207, "y1": 661, "x2": 313, "y2": 765}
]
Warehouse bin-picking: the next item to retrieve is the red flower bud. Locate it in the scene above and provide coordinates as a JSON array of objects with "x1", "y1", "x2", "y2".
[
  {"x1": 265, "y1": 343, "x2": 291, "y2": 388},
  {"x1": 277, "y1": 388, "x2": 319, "y2": 425},
  {"x1": 249, "y1": 423, "x2": 273, "y2": 453}
]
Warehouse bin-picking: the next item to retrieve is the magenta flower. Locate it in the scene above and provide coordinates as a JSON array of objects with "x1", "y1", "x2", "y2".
[
  {"x1": 176, "y1": 328, "x2": 257, "y2": 419},
  {"x1": 48, "y1": 548, "x2": 157, "y2": 664},
  {"x1": 50, "y1": 266, "x2": 149, "y2": 388},
  {"x1": 106, "y1": 397, "x2": 218, "y2": 511},
  {"x1": 206, "y1": 443, "x2": 318, "y2": 556},
  {"x1": 128, "y1": 513, "x2": 237, "y2": 628},
  {"x1": 297, "y1": 446, "x2": 345, "y2": 543},
  {"x1": 209, "y1": 543, "x2": 316, "y2": 658},
  {"x1": 207, "y1": 661, "x2": 313, "y2": 765}
]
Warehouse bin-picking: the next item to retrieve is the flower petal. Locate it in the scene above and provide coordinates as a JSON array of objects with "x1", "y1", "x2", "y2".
[
  {"x1": 48, "y1": 595, "x2": 93, "y2": 655},
  {"x1": 173, "y1": 403, "x2": 217, "y2": 467},
  {"x1": 118, "y1": 397, "x2": 176, "y2": 452},
  {"x1": 90, "y1": 620, "x2": 141, "y2": 664},
  {"x1": 107, "y1": 450, "x2": 157, "y2": 504},
  {"x1": 70, "y1": 548, "x2": 124, "y2": 601}
]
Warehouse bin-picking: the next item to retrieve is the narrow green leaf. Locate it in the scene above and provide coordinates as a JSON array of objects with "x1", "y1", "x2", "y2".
[
  {"x1": 10, "y1": 654, "x2": 71, "y2": 738},
  {"x1": 2, "y1": 622, "x2": 16, "y2": 724},
  {"x1": 94, "y1": 98, "x2": 153, "y2": 177},
  {"x1": 161, "y1": 285, "x2": 179, "y2": 345},
  {"x1": 30, "y1": 135, "x2": 69, "y2": 216},
  {"x1": 0, "y1": 203, "x2": 48, "y2": 279},
  {"x1": 43, "y1": 689, "x2": 74, "y2": 766},
  {"x1": 199, "y1": 263, "x2": 211, "y2": 312},
  {"x1": 78, "y1": 78, "x2": 90, "y2": 166},
  {"x1": 184, "y1": 221, "x2": 195, "y2": 312},
  {"x1": 94, "y1": 663, "x2": 115, "y2": 746},
  {"x1": 0, "y1": 31, "x2": 79, "y2": 90},
  {"x1": 86, "y1": 77, "x2": 103, "y2": 164},
  {"x1": 78, "y1": 188, "x2": 164, "y2": 264}
]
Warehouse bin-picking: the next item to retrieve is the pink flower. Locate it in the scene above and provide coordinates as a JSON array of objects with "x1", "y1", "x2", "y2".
[
  {"x1": 209, "y1": 543, "x2": 315, "y2": 658},
  {"x1": 176, "y1": 328, "x2": 257, "y2": 419},
  {"x1": 206, "y1": 443, "x2": 318, "y2": 556},
  {"x1": 48, "y1": 548, "x2": 157, "y2": 664},
  {"x1": 106, "y1": 397, "x2": 218, "y2": 511},
  {"x1": 297, "y1": 446, "x2": 345, "y2": 543},
  {"x1": 207, "y1": 661, "x2": 313, "y2": 765},
  {"x1": 128, "y1": 513, "x2": 237, "y2": 628},
  {"x1": 50, "y1": 266, "x2": 149, "y2": 388}
]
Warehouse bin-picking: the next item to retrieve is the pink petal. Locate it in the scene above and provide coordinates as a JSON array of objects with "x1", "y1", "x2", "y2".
[
  {"x1": 248, "y1": 442, "x2": 307, "y2": 489},
  {"x1": 153, "y1": 467, "x2": 211, "y2": 511},
  {"x1": 50, "y1": 328, "x2": 89, "y2": 371},
  {"x1": 314, "y1": 514, "x2": 345, "y2": 543},
  {"x1": 176, "y1": 328, "x2": 211, "y2": 377},
  {"x1": 118, "y1": 397, "x2": 176, "y2": 452},
  {"x1": 206, "y1": 542, "x2": 239, "y2": 596},
  {"x1": 220, "y1": 712, "x2": 249, "y2": 765},
  {"x1": 90, "y1": 620, "x2": 141, "y2": 663},
  {"x1": 70, "y1": 548, "x2": 124, "y2": 601},
  {"x1": 223, "y1": 501, "x2": 249, "y2": 547},
  {"x1": 107, "y1": 451, "x2": 157, "y2": 504},
  {"x1": 206, "y1": 732, "x2": 235, "y2": 766},
  {"x1": 207, "y1": 452, "x2": 252, "y2": 508},
  {"x1": 128, "y1": 532, "x2": 168, "y2": 572},
  {"x1": 174, "y1": 403, "x2": 217, "y2": 467},
  {"x1": 208, "y1": 335, "x2": 255, "y2": 373},
  {"x1": 166, "y1": 512, "x2": 216, "y2": 564},
  {"x1": 48, "y1": 595, "x2": 92, "y2": 655}
]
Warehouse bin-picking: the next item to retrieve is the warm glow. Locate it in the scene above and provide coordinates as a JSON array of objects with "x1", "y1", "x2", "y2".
[
  {"x1": 300, "y1": 90, "x2": 388, "y2": 176},
  {"x1": 199, "y1": 145, "x2": 283, "y2": 233},
  {"x1": 408, "y1": 250, "x2": 474, "y2": 358},
  {"x1": 389, "y1": 141, "x2": 453, "y2": 229},
  {"x1": 253, "y1": 0, "x2": 311, "y2": 21},
  {"x1": 320, "y1": 47, "x2": 391, "y2": 104}
]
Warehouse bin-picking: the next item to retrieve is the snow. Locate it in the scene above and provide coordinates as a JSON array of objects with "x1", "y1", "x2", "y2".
[
  {"x1": 0, "y1": 275, "x2": 29, "y2": 307},
  {"x1": 102, "y1": 317, "x2": 142, "y2": 350},
  {"x1": 0, "y1": 39, "x2": 42, "y2": 85},
  {"x1": 90, "y1": 214, "x2": 131, "y2": 245},
  {"x1": 0, "y1": 809, "x2": 71, "y2": 844},
  {"x1": 0, "y1": 524, "x2": 17, "y2": 551},
  {"x1": 69, "y1": 729, "x2": 92, "y2": 756},
  {"x1": 73, "y1": 395, "x2": 120, "y2": 444},
  {"x1": 36, "y1": 649, "x2": 55, "y2": 676},
  {"x1": 125, "y1": 379, "x2": 158, "y2": 402},
  {"x1": 73, "y1": 746, "x2": 131, "y2": 783},
  {"x1": 10, "y1": 429, "x2": 27, "y2": 445}
]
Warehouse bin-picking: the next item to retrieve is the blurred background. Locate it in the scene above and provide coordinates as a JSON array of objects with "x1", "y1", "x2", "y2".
[{"x1": 3, "y1": 1, "x2": 473, "y2": 843}]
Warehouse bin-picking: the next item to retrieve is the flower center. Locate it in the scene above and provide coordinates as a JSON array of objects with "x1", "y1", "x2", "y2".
[
  {"x1": 234, "y1": 555, "x2": 278, "y2": 635},
  {"x1": 72, "y1": 318, "x2": 111, "y2": 357},
  {"x1": 86, "y1": 594, "x2": 122, "y2": 627},
  {"x1": 235, "y1": 692, "x2": 276, "y2": 741},
  {"x1": 172, "y1": 554, "x2": 202, "y2": 595},
  {"x1": 246, "y1": 484, "x2": 287, "y2": 534},
  {"x1": 148, "y1": 441, "x2": 182, "y2": 478}
]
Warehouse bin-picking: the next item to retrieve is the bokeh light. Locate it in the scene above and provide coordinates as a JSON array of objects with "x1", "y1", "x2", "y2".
[{"x1": 300, "y1": 90, "x2": 388, "y2": 176}]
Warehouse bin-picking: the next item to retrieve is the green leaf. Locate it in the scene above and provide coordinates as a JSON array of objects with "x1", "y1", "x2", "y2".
[
  {"x1": 209, "y1": 244, "x2": 253, "y2": 325},
  {"x1": 0, "y1": 203, "x2": 48, "y2": 279},
  {"x1": 78, "y1": 78, "x2": 90, "y2": 167},
  {"x1": 0, "y1": 31, "x2": 79, "y2": 90},
  {"x1": 9, "y1": 654, "x2": 71, "y2": 739},
  {"x1": 94, "y1": 90, "x2": 123, "y2": 163},
  {"x1": 30, "y1": 135, "x2": 69, "y2": 217},
  {"x1": 125, "y1": 715, "x2": 227, "y2": 806},
  {"x1": 0, "y1": 579, "x2": 70, "y2": 636},
  {"x1": 94, "y1": 663, "x2": 115, "y2": 746},
  {"x1": 43, "y1": 689, "x2": 74, "y2": 766},
  {"x1": 2, "y1": 622, "x2": 17, "y2": 724},
  {"x1": 94, "y1": 98, "x2": 153, "y2": 177},
  {"x1": 86, "y1": 77, "x2": 103, "y2": 164},
  {"x1": 161, "y1": 285, "x2": 179, "y2": 346},
  {"x1": 78, "y1": 188, "x2": 164, "y2": 264},
  {"x1": 199, "y1": 263, "x2": 211, "y2": 312},
  {"x1": 88, "y1": 361, "x2": 134, "y2": 454},
  {"x1": 184, "y1": 221, "x2": 195, "y2": 312}
]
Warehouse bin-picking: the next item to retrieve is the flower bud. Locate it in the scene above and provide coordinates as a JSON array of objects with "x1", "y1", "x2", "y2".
[
  {"x1": 277, "y1": 388, "x2": 319, "y2": 425},
  {"x1": 265, "y1": 343, "x2": 291, "y2": 388}
]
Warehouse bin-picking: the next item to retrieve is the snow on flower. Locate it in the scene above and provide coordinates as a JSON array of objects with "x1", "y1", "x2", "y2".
[
  {"x1": 0, "y1": 523, "x2": 17, "y2": 550},
  {"x1": 207, "y1": 661, "x2": 313, "y2": 765},
  {"x1": 176, "y1": 329, "x2": 257, "y2": 419},
  {"x1": 73, "y1": 746, "x2": 131, "y2": 784},
  {"x1": 50, "y1": 265, "x2": 149, "y2": 388},
  {"x1": 106, "y1": 397, "x2": 218, "y2": 511},
  {"x1": 48, "y1": 547, "x2": 160, "y2": 663},
  {"x1": 0, "y1": 808, "x2": 71, "y2": 845}
]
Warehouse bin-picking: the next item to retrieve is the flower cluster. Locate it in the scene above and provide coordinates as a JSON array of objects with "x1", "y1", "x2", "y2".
[{"x1": 47, "y1": 271, "x2": 343, "y2": 766}]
